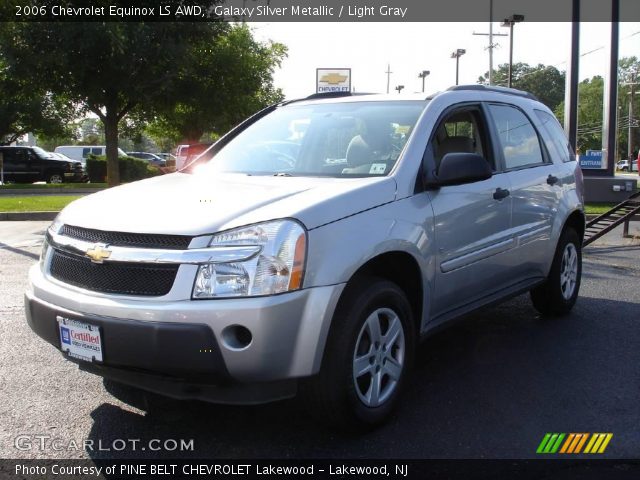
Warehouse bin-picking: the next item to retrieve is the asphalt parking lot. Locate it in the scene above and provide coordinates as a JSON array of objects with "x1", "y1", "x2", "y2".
[{"x1": 1, "y1": 220, "x2": 639, "y2": 460}]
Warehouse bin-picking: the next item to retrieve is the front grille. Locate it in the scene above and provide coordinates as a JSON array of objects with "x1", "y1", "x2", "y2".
[
  {"x1": 50, "y1": 249, "x2": 178, "y2": 296},
  {"x1": 60, "y1": 224, "x2": 192, "y2": 250}
]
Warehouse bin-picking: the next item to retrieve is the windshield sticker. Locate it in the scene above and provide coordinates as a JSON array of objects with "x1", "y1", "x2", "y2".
[{"x1": 370, "y1": 163, "x2": 387, "y2": 174}]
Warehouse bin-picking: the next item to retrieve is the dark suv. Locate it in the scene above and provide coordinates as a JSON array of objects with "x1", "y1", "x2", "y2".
[{"x1": 0, "y1": 146, "x2": 85, "y2": 184}]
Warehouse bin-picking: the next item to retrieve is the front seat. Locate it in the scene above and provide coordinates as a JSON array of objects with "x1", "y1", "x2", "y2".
[{"x1": 343, "y1": 135, "x2": 375, "y2": 174}]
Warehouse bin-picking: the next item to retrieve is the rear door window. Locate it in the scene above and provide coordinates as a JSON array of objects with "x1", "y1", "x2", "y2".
[{"x1": 488, "y1": 104, "x2": 545, "y2": 170}]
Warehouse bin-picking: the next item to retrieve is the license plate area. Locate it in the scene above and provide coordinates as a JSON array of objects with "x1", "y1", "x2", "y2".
[{"x1": 57, "y1": 315, "x2": 103, "y2": 362}]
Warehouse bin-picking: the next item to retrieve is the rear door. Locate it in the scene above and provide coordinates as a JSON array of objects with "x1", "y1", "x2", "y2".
[
  {"x1": 426, "y1": 104, "x2": 515, "y2": 319},
  {"x1": 485, "y1": 103, "x2": 560, "y2": 281}
]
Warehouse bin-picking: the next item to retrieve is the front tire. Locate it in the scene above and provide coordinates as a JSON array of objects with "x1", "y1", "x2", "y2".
[
  {"x1": 47, "y1": 172, "x2": 64, "y2": 184},
  {"x1": 301, "y1": 277, "x2": 415, "y2": 430},
  {"x1": 531, "y1": 228, "x2": 582, "y2": 316}
]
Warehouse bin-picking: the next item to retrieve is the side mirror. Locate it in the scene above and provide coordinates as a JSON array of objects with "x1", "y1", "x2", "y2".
[{"x1": 436, "y1": 153, "x2": 492, "y2": 186}]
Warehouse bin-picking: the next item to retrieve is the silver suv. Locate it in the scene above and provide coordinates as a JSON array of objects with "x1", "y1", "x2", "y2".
[{"x1": 25, "y1": 86, "x2": 584, "y2": 428}]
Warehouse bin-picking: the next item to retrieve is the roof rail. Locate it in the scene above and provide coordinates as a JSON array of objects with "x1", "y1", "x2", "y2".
[{"x1": 447, "y1": 84, "x2": 539, "y2": 101}]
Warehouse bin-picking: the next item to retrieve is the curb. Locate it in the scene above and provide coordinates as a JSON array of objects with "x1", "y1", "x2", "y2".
[{"x1": 0, "y1": 211, "x2": 58, "y2": 221}]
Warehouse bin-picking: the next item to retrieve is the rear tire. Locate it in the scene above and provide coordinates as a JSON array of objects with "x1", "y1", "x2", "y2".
[
  {"x1": 300, "y1": 277, "x2": 415, "y2": 430},
  {"x1": 531, "y1": 228, "x2": 582, "y2": 316}
]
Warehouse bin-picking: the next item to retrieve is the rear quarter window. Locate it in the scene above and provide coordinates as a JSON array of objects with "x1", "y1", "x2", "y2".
[{"x1": 534, "y1": 109, "x2": 574, "y2": 163}]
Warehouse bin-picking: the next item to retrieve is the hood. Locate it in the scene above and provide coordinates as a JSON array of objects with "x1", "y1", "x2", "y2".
[{"x1": 58, "y1": 172, "x2": 397, "y2": 236}]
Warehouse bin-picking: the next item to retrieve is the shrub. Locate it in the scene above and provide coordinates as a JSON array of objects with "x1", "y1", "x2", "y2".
[{"x1": 86, "y1": 154, "x2": 162, "y2": 183}]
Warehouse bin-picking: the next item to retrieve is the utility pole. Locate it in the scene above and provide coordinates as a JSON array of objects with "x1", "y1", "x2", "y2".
[
  {"x1": 473, "y1": 0, "x2": 507, "y2": 85},
  {"x1": 418, "y1": 70, "x2": 430, "y2": 93},
  {"x1": 622, "y1": 73, "x2": 639, "y2": 162},
  {"x1": 385, "y1": 64, "x2": 393, "y2": 94}
]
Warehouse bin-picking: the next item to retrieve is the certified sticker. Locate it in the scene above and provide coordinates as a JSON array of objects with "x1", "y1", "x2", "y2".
[{"x1": 370, "y1": 163, "x2": 387, "y2": 174}]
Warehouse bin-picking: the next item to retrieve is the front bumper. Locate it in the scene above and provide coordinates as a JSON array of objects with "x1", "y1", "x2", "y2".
[
  {"x1": 64, "y1": 171, "x2": 87, "y2": 182},
  {"x1": 26, "y1": 264, "x2": 345, "y2": 403}
]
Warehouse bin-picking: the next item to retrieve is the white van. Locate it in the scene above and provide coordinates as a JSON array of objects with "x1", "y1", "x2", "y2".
[{"x1": 54, "y1": 146, "x2": 127, "y2": 164}]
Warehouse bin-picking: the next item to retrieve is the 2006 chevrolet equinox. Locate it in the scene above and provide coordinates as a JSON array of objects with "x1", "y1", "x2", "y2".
[{"x1": 25, "y1": 86, "x2": 585, "y2": 428}]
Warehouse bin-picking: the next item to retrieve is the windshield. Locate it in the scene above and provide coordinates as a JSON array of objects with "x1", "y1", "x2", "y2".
[
  {"x1": 197, "y1": 101, "x2": 425, "y2": 177},
  {"x1": 32, "y1": 146, "x2": 54, "y2": 159}
]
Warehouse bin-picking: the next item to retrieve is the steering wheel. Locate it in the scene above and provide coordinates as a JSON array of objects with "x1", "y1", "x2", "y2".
[{"x1": 251, "y1": 141, "x2": 299, "y2": 170}]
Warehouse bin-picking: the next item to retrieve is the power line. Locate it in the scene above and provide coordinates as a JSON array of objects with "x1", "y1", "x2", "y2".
[{"x1": 489, "y1": 30, "x2": 640, "y2": 84}]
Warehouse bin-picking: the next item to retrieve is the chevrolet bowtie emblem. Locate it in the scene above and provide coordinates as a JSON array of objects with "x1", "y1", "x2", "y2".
[
  {"x1": 319, "y1": 73, "x2": 348, "y2": 85},
  {"x1": 85, "y1": 244, "x2": 111, "y2": 263}
]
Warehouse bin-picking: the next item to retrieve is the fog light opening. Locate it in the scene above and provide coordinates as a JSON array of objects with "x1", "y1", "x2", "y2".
[{"x1": 221, "y1": 325, "x2": 253, "y2": 350}]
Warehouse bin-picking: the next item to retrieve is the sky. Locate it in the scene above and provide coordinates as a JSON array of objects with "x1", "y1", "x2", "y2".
[{"x1": 252, "y1": 22, "x2": 640, "y2": 99}]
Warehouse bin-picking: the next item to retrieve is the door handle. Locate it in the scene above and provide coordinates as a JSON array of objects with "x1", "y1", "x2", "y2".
[
  {"x1": 493, "y1": 187, "x2": 510, "y2": 200},
  {"x1": 546, "y1": 174, "x2": 559, "y2": 186}
]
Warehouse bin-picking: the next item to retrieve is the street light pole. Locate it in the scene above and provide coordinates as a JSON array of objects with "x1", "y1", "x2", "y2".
[
  {"x1": 451, "y1": 49, "x2": 466, "y2": 85},
  {"x1": 418, "y1": 70, "x2": 430, "y2": 92},
  {"x1": 501, "y1": 14, "x2": 525, "y2": 88}
]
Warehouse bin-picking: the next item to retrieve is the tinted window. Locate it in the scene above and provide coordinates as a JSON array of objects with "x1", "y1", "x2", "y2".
[
  {"x1": 82, "y1": 148, "x2": 91, "y2": 158},
  {"x1": 488, "y1": 104, "x2": 544, "y2": 169},
  {"x1": 0, "y1": 149, "x2": 15, "y2": 162},
  {"x1": 535, "y1": 109, "x2": 574, "y2": 163}
]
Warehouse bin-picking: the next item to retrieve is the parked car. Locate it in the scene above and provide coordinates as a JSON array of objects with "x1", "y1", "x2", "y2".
[
  {"x1": 0, "y1": 146, "x2": 85, "y2": 184},
  {"x1": 616, "y1": 159, "x2": 638, "y2": 172},
  {"x1": 25, "y1": 86, "x2": 585, "y2": 429},
  {"x1": 54, "y1": 145, "x2": 127, "y2": 164},
  {"x1": 175, "y1": 144, "x2": 190, "y2": 170},
  {"x1": 126, "y1": 152, "x2": 166, "y2": 167},
  {"x1": 158, "y1": 153, "x2": 176, "y2": 162}
]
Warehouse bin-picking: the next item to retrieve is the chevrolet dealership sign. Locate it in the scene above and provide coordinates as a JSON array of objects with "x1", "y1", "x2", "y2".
[{"x1": 316, "y1": 68, "x2": 351, "y2": 93}]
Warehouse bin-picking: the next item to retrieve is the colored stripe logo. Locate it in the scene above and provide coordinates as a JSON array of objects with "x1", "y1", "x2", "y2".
[{"x1": 537, "y1": 433, "x2": 613, "y2": 454}]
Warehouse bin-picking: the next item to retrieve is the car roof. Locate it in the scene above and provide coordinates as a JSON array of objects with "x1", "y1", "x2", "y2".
[{"x1": 283, "y1": 85, "x2": 539, "y2": 108}]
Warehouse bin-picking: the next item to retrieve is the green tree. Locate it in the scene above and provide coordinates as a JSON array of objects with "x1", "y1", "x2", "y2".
[
  {"x1": 0, "y1": 57, "x2": 76, "y2": 145},
  {"x1": 1, "y1": 19, "x2": 228, "y2": 185},
  {"x1": 478, "y1": 62, "x2": 566, "y2": 112},
  {"x1": 148, "y1": 24, "x2": 287, "y2": 144},
  {"x1": 553, "y1": 57, "x2": 640, "y2": 157}
]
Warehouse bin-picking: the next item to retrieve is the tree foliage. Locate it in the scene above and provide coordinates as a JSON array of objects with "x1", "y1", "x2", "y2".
[
  {"x1": 1, "y1": 15, "x2": 285, "y2": 186},
  {"x1": 0, "y1": 55, "x2": 76, "y2": 145},
  {"x1": 147, "y1": 24, "x2": 286, "y2": 144},
  {"x1": 553, "y1": 57, "x2": 639, "y2": 157},
  {"x1": 478, "y1": 62, "x2": 566, "y2": 112}
]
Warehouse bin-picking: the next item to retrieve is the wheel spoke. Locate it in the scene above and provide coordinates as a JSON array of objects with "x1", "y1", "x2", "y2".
[
  {"x1": 353, "y1": 354, "x2": 373, "y2": 378},
  {"x1": 383, "y1": 356, "x2": 402, "y2": 381},
  {"x1": 365, "y1": 312, "x2": 383, "y2": 344},
  {"x1": 384, "y1": 316, "x2": 402, "y2": 346},
  {"x1": 366, "y1": 371, "x2": 382, "y2": 406}
]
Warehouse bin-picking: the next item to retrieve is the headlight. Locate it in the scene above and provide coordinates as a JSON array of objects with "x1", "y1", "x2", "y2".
[
  {"x1": 48, "y1": 215, "x2": 64, "y2": 235},
  {"x1": 192, "y1": 220, "x2": 306, "y2": 299},
  {"x1": 40, "y1": 215, "x2": 62, "y2": 271},
  {"x1": 39, "y1": 238, "x2": 50, "y2": 271}
]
